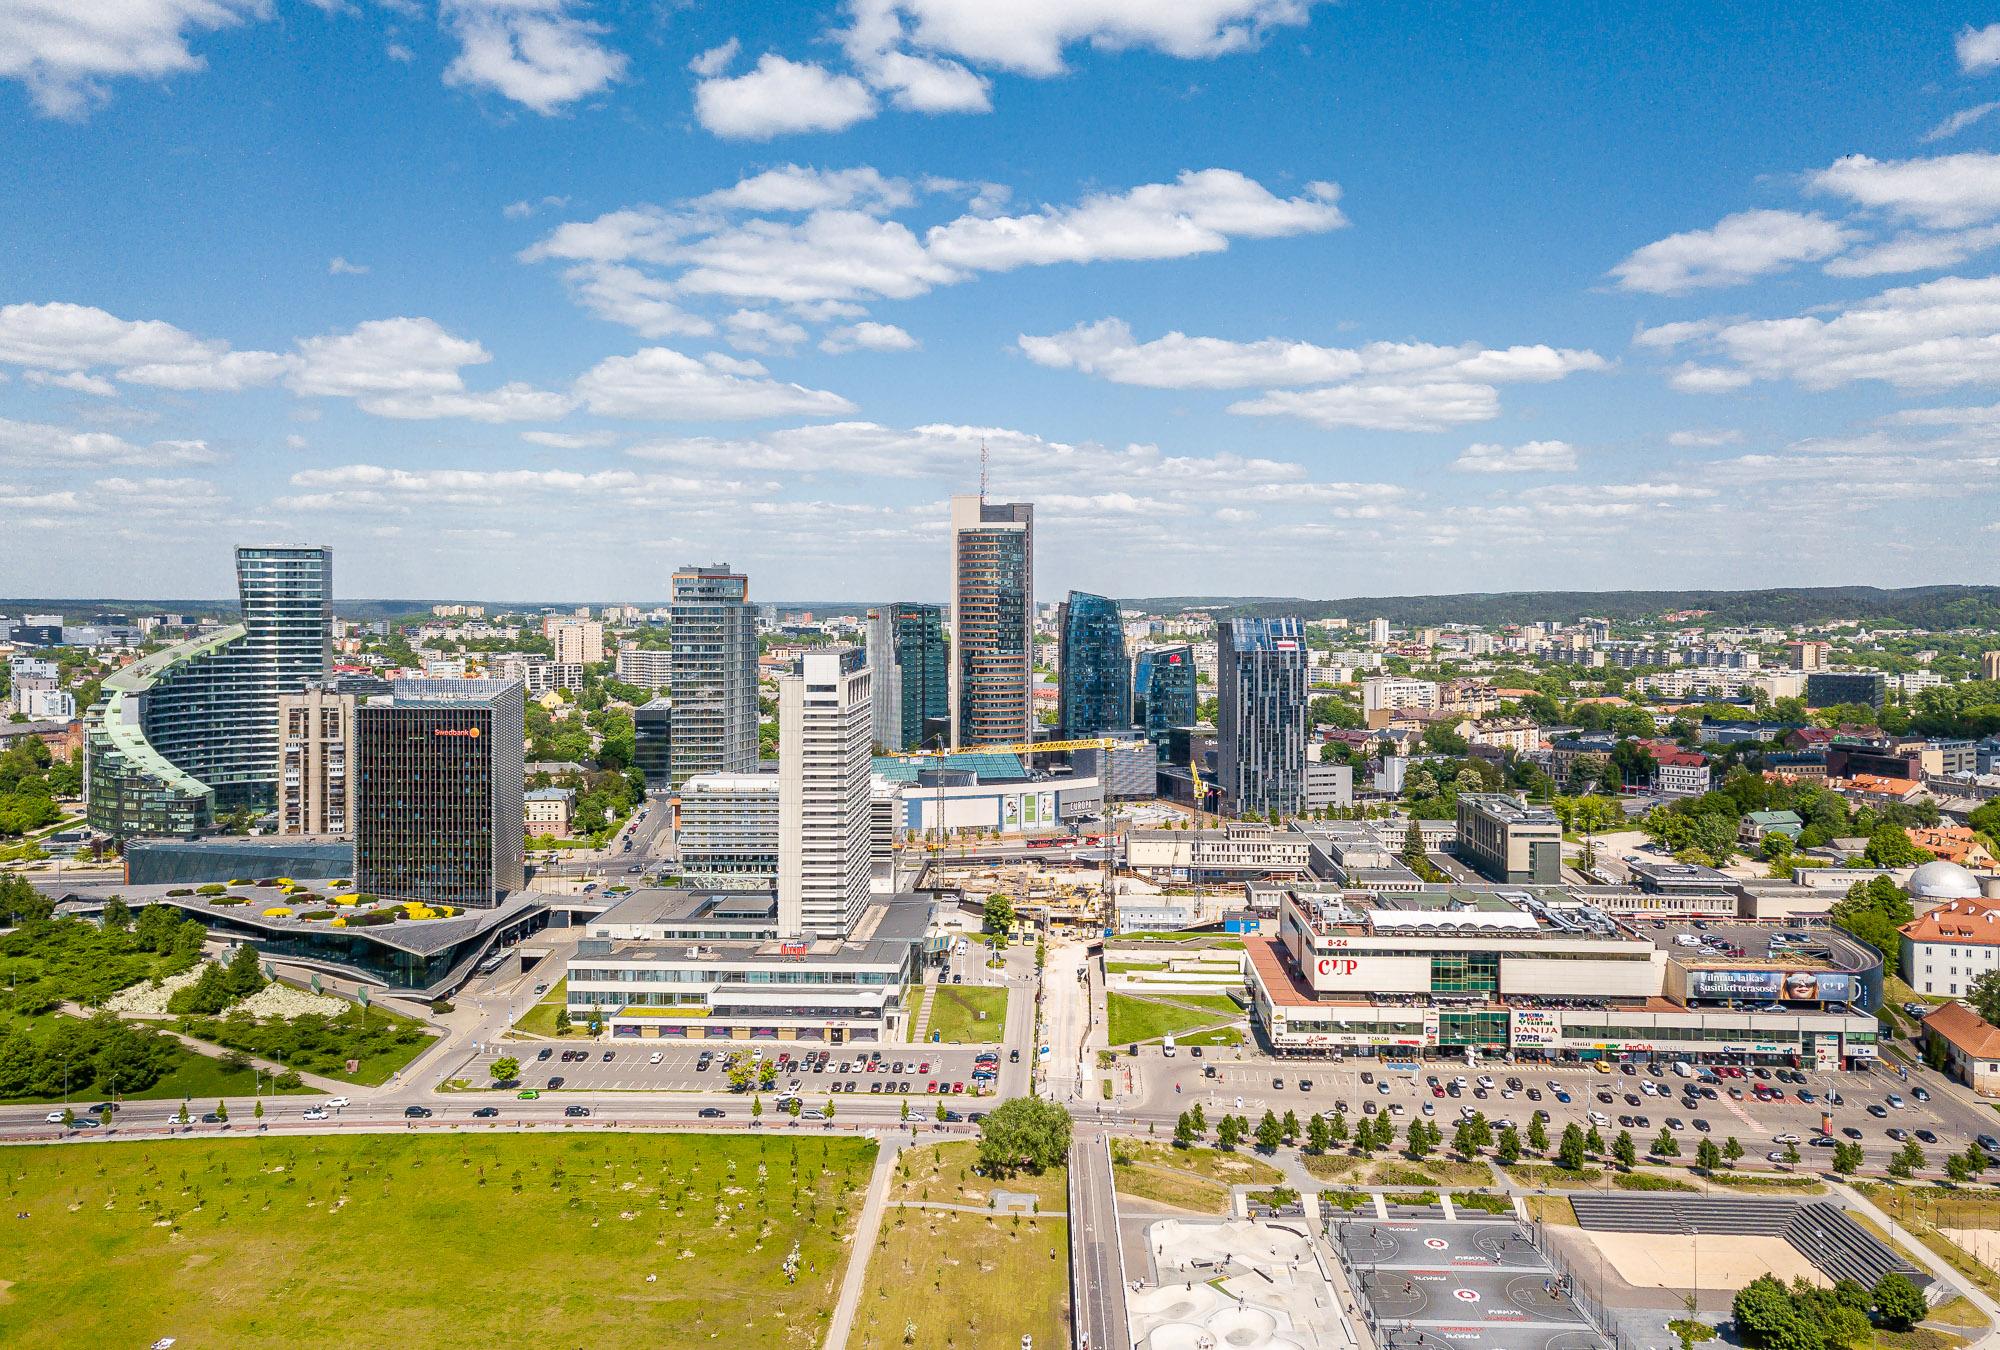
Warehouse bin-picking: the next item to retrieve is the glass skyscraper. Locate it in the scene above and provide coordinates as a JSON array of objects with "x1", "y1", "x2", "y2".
[
  {"x1": 668, "y1": 563, "x2": 758, "y2": 786},
  {"x1": 1134, "y1": 645, "x2": 1198, "y2": 748},
  {"x1": 1218, "y1": 617, "x2": 1308, "y2": 817},
  {"x1": 86, "y1": 545, "x2": 332, "y2": 839},
  {"x1": 868, "y1": 602, "x2": 948, "y2": 751},
  {"x1": 949, "y1": 495, "x2": 1034, "y2": 748},
  {"x1": 1056, "y1": 590, "x2": 1130, "y2": 738}
]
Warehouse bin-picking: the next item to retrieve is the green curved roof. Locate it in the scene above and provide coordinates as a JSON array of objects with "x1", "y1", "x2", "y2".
[{"x1": 90, "y1": 624, "x2": 247, "y2": 798}]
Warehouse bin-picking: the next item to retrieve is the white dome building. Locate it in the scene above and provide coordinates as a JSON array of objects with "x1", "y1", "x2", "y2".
[{"x1": 1908, "y1": 859, "x2": 1984, "y2": 901}]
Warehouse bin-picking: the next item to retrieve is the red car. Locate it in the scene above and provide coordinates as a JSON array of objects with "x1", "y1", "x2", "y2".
[
  {"x1": 926, "y1": 1080, "x2": 938, "y2": 1093},
  {"x1": 1431, "y1": 1086, "x2": 1445, "y2": 1098},
  {"x1": 918, "y1": 1061, "x2": 931, "y2": 1073},
  {"x1": 951, "y1": 1081, "x2": 965, "y2": 1095}
]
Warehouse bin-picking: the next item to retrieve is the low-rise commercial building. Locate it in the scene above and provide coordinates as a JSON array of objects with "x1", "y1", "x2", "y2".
[
  {"x1": 524, "y1": 786, "x2": 575, "y2": 839},
  {"x1": 1244, "y1": 884, "x2": 1881, "y2": 1066},
  {"x1": 1126, "y1": 822, "x2": 1311, "y2": 884},
  {"x1": 1455, "y1": 793, "x2": 1561, "y2": 884},
  {"x1": 1920, "y1": 1001, "x2": 2000, "y2": 1097}
]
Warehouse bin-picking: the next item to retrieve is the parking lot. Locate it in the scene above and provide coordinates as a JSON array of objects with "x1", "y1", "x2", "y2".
[
  {"x1": 1139, "y1": 1052, "x2": 1983, "y2": 1168},
  {"x1": 471, "y1": 1040, "x2": 1014, "y2": 1098}
]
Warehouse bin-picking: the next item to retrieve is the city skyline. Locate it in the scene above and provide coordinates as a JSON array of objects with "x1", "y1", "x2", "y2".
[{"x1": 11, "y1": 5, "x2": 2000, "y2": 601}]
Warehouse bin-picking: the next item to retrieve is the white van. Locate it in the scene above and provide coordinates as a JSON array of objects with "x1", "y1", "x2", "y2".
[
  {"x1": 1672, "y1": 1060, "x2": 1693, "y2": 1078},
  {"x1": 1162, "y1": 1036, "x2": 1177, "y2": 1058}
]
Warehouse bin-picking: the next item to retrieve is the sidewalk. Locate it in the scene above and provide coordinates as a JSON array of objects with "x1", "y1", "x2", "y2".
[
  {"x1": 1832, "y1": 1180, "x2": 2000, "y2": 1350},
  {"x1": 823, "y1": 1133, "x2": 904, "y2": 1350}
]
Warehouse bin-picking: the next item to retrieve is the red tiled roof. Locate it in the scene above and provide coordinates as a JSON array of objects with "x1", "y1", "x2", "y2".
[
  {"x1": 1901, "y1": 897, "x2": 2000, "y2": 946},
  {"x1": 1923, "y1": 1001, "x2": 2000, "y2": 1059}
]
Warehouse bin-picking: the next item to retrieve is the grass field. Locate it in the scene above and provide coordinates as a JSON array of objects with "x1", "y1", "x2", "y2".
[
  {"x1": 509, "y1": 977, "x2": 586, "y2": 1038},
  {"x1": 927, "y1": 985, "x2": 1008, "y2": 1043},
  {"x1": 857, "y1": 1149, "x2": 1069, "y2": 1350},
  {"x1": 0, "y1": 1012, "x2": 309, "y2": 1107},
  {"x1": 1105, "y1": 992, "x2": 1235, "y2": 1046},
  {"x1": 1112, "y1": 1161, "x2": 1230, "y2": 1213},
  {"x1": 1113, "y1": 1139, "x2": 1282, "y2": 1186},
  {"x1": 0, "y1": 1132, "x2": 874, "y2": 1349},
  {"x1": 1176, "y1": 1026, "x2": 1245, "y2": 1046}
]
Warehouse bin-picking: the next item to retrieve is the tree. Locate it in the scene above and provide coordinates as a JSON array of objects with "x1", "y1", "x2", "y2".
[
  {"x1": 900, "y1": 1098, "x2": 909, "y2": 1122},
  {"x1": 1653, "y1": 1127, "x2": 1681, "y2": 1158},
  {"x1": 977, "y1": 1097, "x2": 1072, "y2": 1177},
  {"x1": 1527, "y1": 1114, "x2": 1549, "y2": 1154},
  {"x1": 1406, "y1": 1118, "x2": 1434, "y2": 1159},
  {"x1": 1216, "y1": 1114, "x2": 1245, "y2": 1151},
  {"x1": 1255, "y1": 1110, "x2": 1282, "y2": 1153},
  {"x1": 1732, "y1": 1275, "x2": 1818, "y2": 1350},
  {"x1": 1872, "y1": 1272, "x2": 1927, "y2": 1331},
  {"x1": 751, "y1": 1095, "x2": 763, "y2": 1120},
  {"x1": 1890, "y1": 1138, "x2": 1924, "y2": 1178},
  {"x1": 1558, "y1": 1123, "x2": 1587, "y2": 1171},
  {"x1": 1862, "y1": 823, "x2": 1930, "y2": 868},
  {"x1": 983, "y1": 891, "x2": 1014, "y2": 936},
  {"x1": 253, "y1": 1099, "x2": 264, "y2": 1122},
  {"x1": 1781, "y1": 1142, "x2": 1800, "y2": 1167},
  {"x1": 1496, "y1": 1125, "x2": 1522, "y2": 1164},
  {"x1": 1613, "y1": 1130, "x2": 1637, "y2": 1170},
  {"x1": 490, "y1": 1056, "x2": 520, "y2": 1083},
  {"x1": 101, "y1": 896, "x2": 132, "y2": 930},
  {"x1": 1585, "y1": 1124, "x2": 1605, "y2": 1157},
  {"x1": 214, "y1": 1100, "x2": 228, "y2": 1122},
  {"x1": 1946, "y1": 1151, "x2": 1975, "y2": 1183},
  {"x1": 1306, "y1": 1113, "x2": 1331, "y2": 1154},
  {"x1": 1697, "y1": 1137, "x2": 1722, "y2": 1172},
  {"x1": 1281, "y1": 1108, "x2": 1299, "y2": 1143},
  {"x1": 1969, "y1": 968, "x2": 2000, "y2": 1027},
  {"x1": 1328, "y1": 1111, "x2": 1349, "y2": 1146},
  {"x1": 223, "y1": 942, "x2": 266, "y2": 999},
  {"x1": 1723, "y1": 1136, "x2": 1744, "y2": 1166},
  {"x1": 1831, "y1": 1141, "x2": 1863, "y2": 1176},
  {"x1": 1188, "y1": 1102, "x2": 1206, "y2": 1135},
  {"x1": 554, "y1": 1008, "x2": 573, "y2": 1036},
  {"x1": 824, "y1": 1097, "x2": 835, "y2": 1122},
  {"x1": 1174, "y1": 1110, "x2": 1199, "y2": 1149}
]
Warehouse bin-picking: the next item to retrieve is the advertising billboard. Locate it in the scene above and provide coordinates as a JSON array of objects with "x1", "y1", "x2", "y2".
[
  {"x1": 1688, "y1": 968, "x2": 1858, "y2": 1003},
  {"x1": 1038, "y1": 792, "x2": 1056, "y2": 825},
  {"x1": 1510, "y1": 1008, "x2": 1562, "y2": 1048}
]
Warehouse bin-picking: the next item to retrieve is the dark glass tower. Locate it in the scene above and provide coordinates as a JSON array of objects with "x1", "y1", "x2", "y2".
[
  {"x1": 892, "y1": 603, "x2": 948, "y2": 750},
  {"x1": 1134, "y1": 645, "x2": 1198, "y2": 748},
  {"x1": 1056, "y1": 590, "x2": 1130, "y2": 738},
  {"x1": 1218, "y1": 617, "x2": 1308, "y2": 816}
]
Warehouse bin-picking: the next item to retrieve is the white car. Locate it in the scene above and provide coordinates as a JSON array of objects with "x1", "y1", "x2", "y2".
[
  {"x1": 302, "y1": 1107, "x2": 330, "y2": 1122},
  {"x1": 1587, "y1": 1111, "x2": 1610, "y2": 1127},
  {"x1": 1234, "y1": 1096, "x2": 1244, "y2": 1110},
  {"x1": 1886, "y1": 1093, "x2": 1905, "y2": 1109},
  {"x1": 649, "y1": 1051, "x2": 663, "y2": 1065},
  {"x1": 324, "y1": 1096, "x2": 350, "y2": 1110},
  {"x1": 1476, "y1": 1076, "x2": 1495, "y2": 1090},
  {"x1": 1773, "y1": 1132, "x2": 1800, "y2": 1144},
  {"x1": 44, "y1": 1110, "x2": 65, "y2": 1124}
]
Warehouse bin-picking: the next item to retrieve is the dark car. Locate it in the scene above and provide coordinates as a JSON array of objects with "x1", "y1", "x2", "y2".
[
  {"x1": 472, "y1": 1106, "x2": 500, "y2": 1118},
  {"x1": 1299, "y1": 1078, "x2": 1314, "y2": 1092},
  {"x1": 547, "y1": 1076, "x2": 566, "y2": 1089},
  {"x1": 201, "y1": 1112, "x2": 227, "y2": 1124},
  {"x1": 1272, "y1": 1076, "x2": 1285, "y2": 1090},
  {"x1": 1009, "y1": 1049, "x2": 1021, "y2": 1063},
  {"x1": 1693, "y1": 1118, "x2": 1711, "y2": 1132},
  {"x1": 602, "y1": 1051, "x2": 614, "y2": 1062},
  {"x1": 536, "y1": 1048, "x2": 553, "y2": 1061},
  {"x1": 565, "y1": 1105, "x2": 591, "y2": 1118},
  {"x1": 1526, "y1": 1088, "x2": 1542, "y2": 1101},
  {"x1": 1361, "y1": 1071, "x2": 1376, "y2": 1085},
  {"x1": 87, "y1": 1102, "x2": 119, "y2": 1114},
  {"x1": 404, "y1": 1106, "x2": 432, "y2": 1119},
  {"x1": 1917, "y1": 1130, "x2": 1939, "y2": 1144},
  {"x1": 698, "y1": 1107, "x2": 726, "y2": 1119},
  {"x1": 1867, "y1": 1104, "x2": 1889, "y2": 1118},
  {"x1": 942, "y1": 1109, "x2": 963, "y2": 1122}
]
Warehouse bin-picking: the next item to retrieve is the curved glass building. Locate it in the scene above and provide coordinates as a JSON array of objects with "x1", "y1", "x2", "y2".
[
  {"x1": 1056, "y1": 589, "x2": 1130, "y2": 738},
  {"x1": 85, "y1": 546, "x2": 332, "y2": 840}
]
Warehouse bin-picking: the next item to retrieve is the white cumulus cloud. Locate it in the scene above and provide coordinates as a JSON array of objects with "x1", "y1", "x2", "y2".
[
  {"x1": 1959, "y1": 23, "x2": 2000, "y2": 74},
  {"x1": 573, "y1": 347, "x2": 856, "y2": 420},
  {"x1": 694, "y1": 55, "x2": 877, "y2": 139},
  {"x1": 440, "y1": 0, "x2": 625, "y2": 115},
  {"x1": 289, "y1": 316, "x2": 571, "y2": 421},
  {"x1": 1452, "y1": 440, "x2": 1578, "y2": 473},
  {"x1": 0, "y1": 300, "x2": 286, "y2": 390},
  {"x1": 0, "y1": 0, "x2": 268, "y2": 118},
  {"x1": 1811, "y1": 152, "x2": 2000, "y2": 229},
  {"x1": 1608, "y1": 210, "x2": 1855, "y2": 294},
  {"x1": 820, "y1": 321, "x2": 917, "y2": 353}
]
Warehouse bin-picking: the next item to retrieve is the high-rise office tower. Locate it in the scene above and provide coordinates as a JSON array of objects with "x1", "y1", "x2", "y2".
[
  {"x1": 1056, "y1": 590, "x2": 1130, "y2": 738},
  {"x1": 866, "y1": 603, "x2": 948, "y2": 751},
  {"x1": 1134, "y1": 645, "x2": 1199, "y2": 747},
  {"x1": 777, "y1": 647, "x2": 872, "y2": 940},
  {"x1": 948, "y1": 495, "x2": 1033, "y2": 748},
  {"x1": 1218, "y1": 617, "x2": 1308, "y2": 817},
  {"x1": 353, "y1": 679, "x2": 525, "y2": 908},
  {"x1": 632, "y1": 696, "x2": 672, "y2": 786},
  {"x1": 668, "y1": 563, "x2": 758, "y2": 786},
  {"x1": 85, "y1": 544, "x2": 331, "y2": 839}
]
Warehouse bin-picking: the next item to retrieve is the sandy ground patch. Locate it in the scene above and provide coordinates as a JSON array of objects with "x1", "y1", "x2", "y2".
[
  {"x1": 1939, "y1": 1226, "x2": 2000, "y2": 1269},
  {"x1": 1575, "y1": 1230, "x2": 1825, "y2": 1290}
]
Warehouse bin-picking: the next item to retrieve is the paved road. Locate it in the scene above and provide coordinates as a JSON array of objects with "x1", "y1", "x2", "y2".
[
  {"x1": 1068, "y1": 1128, "x2": 1130, "y2": 1350},
  {"x1": 1043, "y1": 938, "x2": 1092, "y2": 1103}
]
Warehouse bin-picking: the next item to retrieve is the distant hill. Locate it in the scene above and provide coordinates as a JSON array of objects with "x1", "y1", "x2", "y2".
[{"x1": 1121, "y1": 586, "x2": 2000, "y2": 630}]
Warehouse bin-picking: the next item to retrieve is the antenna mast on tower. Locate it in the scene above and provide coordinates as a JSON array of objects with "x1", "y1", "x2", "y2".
[{"x1": 978, "y1": 439, "x2": 988, "y2": 504}]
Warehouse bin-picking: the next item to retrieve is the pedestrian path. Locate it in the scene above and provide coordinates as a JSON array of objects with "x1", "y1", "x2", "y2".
[
  {"x1": 824, "y1": 1135, "x2": 903, "y2": 1350},
  {"x1": 907, "y1": 980, "x2": 937, "y2": 1045}
]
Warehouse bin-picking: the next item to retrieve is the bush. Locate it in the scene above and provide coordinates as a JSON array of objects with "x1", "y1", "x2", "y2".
[
  {"x1": 296, "y1": 910, "x2": 334, "y2": 922},
  {"x1": 343, "y1": 909, "x2": 398, "y2": 927},
  {"x1": 166, "y1": 888, "x2": 193, "y2": 897},
  {"x1": 196, "y1": 883, "x2": 226, "y2": 897},
  {"x1": 430, "y1": 999, "x2": 455, "y2": 1014}
]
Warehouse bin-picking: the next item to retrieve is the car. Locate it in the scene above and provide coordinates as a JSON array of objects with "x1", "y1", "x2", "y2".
[
  {"x1": 1810, "y1": 1135, "x2": 1836, "y2": 1148},
  {"x1": 1887, "y1": 1127, "x2": 1910, "y2": 1141},
  {"x1": 1009, "y1": 1050, "x2": 1020, "y2": 1063},
  {"x1": 1331, "y1": 1099, "x2": 1349, "y2": 1113},
  {"x1": 537, "y1": 1048, "x2": 553, "y2": 1061},
  {"x1": 1477, "y1": 1075, "x2": 1494, "y2": 1090},
  {"x1": 405, "y1": 1105, "x2": 433, "y2": 1119},
  {"x1": 472, "y1": 1106, "x2": 500, "y2": 1118},
  {"x1": 893, "y1": 1061, "x2": 906, "y2": 1074},
  {"x1": 1867, "y1": 1104, "x2": 1889, "y2": 1118},
  {"x1": 1666, "y1": 1117, "x2": 1685, "y2": 1130},
  {"x1": 1886, "y1": 1093, "x2": 1906, "y2": 1109},
  {"x1": 1554, "y1": 1091, "x2": 1572, "y2": 1104},
  {"x1": 1597, "y1": 1090, "x2": 1615, "y2": 1104},
  {"x1": 1461, "y1": 1104, "x2": 1479, "y2": 1119},
  {"x1": 1377, "y1": 1080, "x2": 1391, "y2": 1095},
  {"x1": 1431, "y1": 1085, "x2": 1445, "y2": 1098},
  {"x1": 325, "y1": 1096, "x2": 350, "y2": 1109},
  {"x1": 565, "y1": 1105, "x2": 591, "y2": 1118},
  {"x1": 303, "y1": 1107, "x2": 330, "y2": 1121},
  {"x1": 1361, "y1": 1071, "x2": 1376, "y2": 1085},
  {"x1": 202, "y1": 1112, "x2": 227, "y2": 1125},
  {"x1": 1422, "y1": 1102, "x2": 1435, "y2": 1116},
  {"x1": 1692, "y1": 1118, "x2": 1712, "y2": 1132},
  {"x1": 1840, "y1": 1126, "x2": 1862, "y2": 1140},
  {"x1": 1534, "y1": 1108, "x2": 1551, "y2": 1121},
  {"x1": 845, "y1": 1080, "x2": 858, "y2": 1092},
  {"x1": 869, "y1": 1082, "x2": 883, "y2": 1094},
  {"x1": 1299, "y1": 1078, "x2": 1314, "y2": 1091},
  {"x1": 1913, "y1": 1086, "x2": 1931, "y2": 1102},
  {"x1": 1526, "y1": 1088, "x2": 1542, "y2": 1101},
  {"x1": 518, "y1": 1089, "x2": 540, "y2": 1099},
  {"x1": 927, "y1": 1081, "x2": 938, "y2": 1093},
  {"x1": 650, "y1": 1051, "x2": 663, "y2": 1065},
  {"x1": 1506, "y1": 1077, "x2": 1523, "y2": 1090},
  {"x1": 602, "y1": 1051, "x2": 615, "y2": 1063},
  {"x1": 1799, "y1": 1090, "x2": 1815, "y2": 1103},
  {"x1": 1588, "y1": 1111, "x2": 1609, "y2": 1127},
  {"x1": 1728, "y1": 1087, "x2": 1745, "y2": 1100},
  {"x1": 1980, "y1": 1134, "x2": 2000, "y2": 1155},
  {"x1": 1273, "y1": 1076, "x2": 1285, "y2": 1090},
  {"x1": 1363, "y1": 1101, "x2": 1379, "y2": 1115},
  {"x1": 43, "y1": 1110, "x2": 65, "y2": 1124},
  {"x1": 1773, "y1": 1132, "x2": 1800, "y2": 1144},
  {"x1": 1917, "y1": 1130, "x2": 1939, "y2": 1144},
  {"x1": 952, "y1": 1082, "x2": 965, "y2": 1094},
  {"x1": 547, "y1": 1076, "x2": 566, "y2": 1089},
  {"x1": 1618, "y1": 1114, "x2": 1633, "y2": 1128},
  {"x1": 1767, "y1": 1150, "x2": 1792, "y2": 1162}
]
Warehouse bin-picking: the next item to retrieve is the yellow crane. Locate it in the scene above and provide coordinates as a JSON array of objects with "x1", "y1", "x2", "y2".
[{"x1": 896, "y1": 735, "x2": 1126, "y2": 759}]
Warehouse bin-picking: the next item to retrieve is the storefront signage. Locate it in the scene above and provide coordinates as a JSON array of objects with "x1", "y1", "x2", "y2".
[
  {"x1": 1688, "y1": 968, "x2": 1858, "y2": 1003},
  {"x1": 433, "y1": 726, "x2": 481, "y2": 738},
  {"x1": 1315, "y1": 957, "x2": 1361, "y2": 978},
  {"x1": 1510, "y1": 1008, "x2": 1562, "y2": 1048}
]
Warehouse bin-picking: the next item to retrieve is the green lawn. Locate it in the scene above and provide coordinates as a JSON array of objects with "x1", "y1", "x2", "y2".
[
  {"x1": 510, "y1": 977, "x2": 587, "y2": 1038},
  {"x1": 1105, "y1": 991, "x2": 1238, "y2": 1046},
  {"x1": 176, "y1": 1005, "x2": 438, "y2": 1087},
  {"x1": 0, "y1": 1132, "x2": 875, "y2": 1350},
  {"x1": 1176, "y1": 1026, "x2": 1245, "y2": 1047},
  {"x1": 926, "y1": 985, "x2": 1008, "y2": 1044},
  {"x1": 0, "y1": 1011, "x2": 309, "y2": 1106}
]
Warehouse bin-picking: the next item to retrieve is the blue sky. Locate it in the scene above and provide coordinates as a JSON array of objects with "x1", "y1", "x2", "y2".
[{"x1": 6, "y1": 2, "x2": 2000, "y2": 604}]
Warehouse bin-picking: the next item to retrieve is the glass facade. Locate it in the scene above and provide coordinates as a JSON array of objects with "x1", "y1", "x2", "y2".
[
  {"x1": 1134, "y1": 645, "x2": 1197, "y2": 749},
  {"x1": 354, "y1": 681, "x2": 526, "y2": 908},
  {"x1": 84, "y1": 546, "x2": 332, "y2": 839},
  {"x1": 950, "y1": 497, "x2": 1034, "y2": 748},
  {"x1": 1056, "y1": 590, "x2": 1130, "y2": 738},
  {"x1": 891, "y1": 603, "x2": 948, "y2": 751},
  {"x1": 1218, "y1": 617, "x2": 1308, "y2": 816},
  {"x1": 668, "y1": 564, "x2": 758, "y2": 786},
  {"x1": 633, "y1": 696, "x2": 672, "y2": 786}
]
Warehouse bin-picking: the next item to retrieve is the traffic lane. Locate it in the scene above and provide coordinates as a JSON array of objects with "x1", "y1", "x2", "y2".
[{"x1": 475, "y1": 1044, "x2": 1009, "y2": 1095}]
